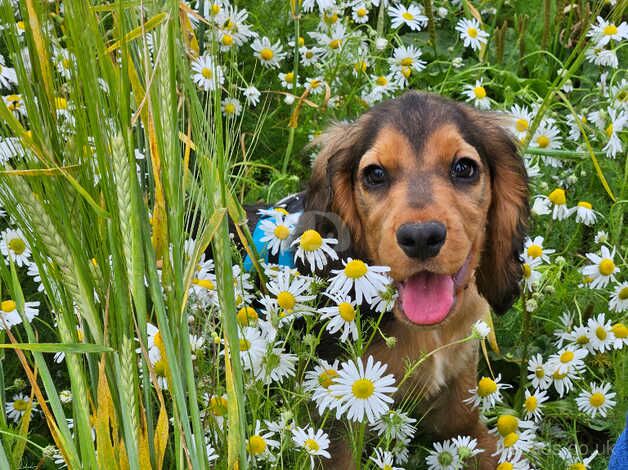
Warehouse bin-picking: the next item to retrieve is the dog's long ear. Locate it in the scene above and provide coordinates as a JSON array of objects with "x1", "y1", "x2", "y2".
[
  {"x1": 475, "y1": 116, "x2": 529, "y2": 314},
  {"x1": 299, "y1": 121, "x2": 365, "y2": 253}
]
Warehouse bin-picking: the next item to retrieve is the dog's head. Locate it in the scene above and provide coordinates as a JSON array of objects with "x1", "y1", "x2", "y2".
[{"x1": 301, "y1": 92, "x2": 529, "y2": 325}]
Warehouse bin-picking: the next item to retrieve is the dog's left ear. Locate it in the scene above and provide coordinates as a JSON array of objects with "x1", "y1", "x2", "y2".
[{"x1": 475, "y1": 115, "x2": 529, "y2": 314}]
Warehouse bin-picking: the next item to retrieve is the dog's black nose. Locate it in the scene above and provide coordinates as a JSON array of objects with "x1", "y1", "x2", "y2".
[{"x1": 396, "y1": 222, "x2": 447, "y2": 260}]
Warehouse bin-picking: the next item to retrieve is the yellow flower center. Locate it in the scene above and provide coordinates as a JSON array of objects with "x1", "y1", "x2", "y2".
[
  {"x1": 344, "y1": 260, "x2": 368, "y2": 279},
  {"x1": 569, "y1": 464, "x2": 586, "y2": 470},
  {"x1": 239, "y1": 338, "x2": 251, "y2": 352},
  {"x1": 477, "y1": 377, "x2": 497, "y2": 397},
  {"x1": 273, "y1": 224, "x2": 290, "y2": 240},
  {"x1": 237, "y1": 306, "x2": 258, "y2": 326},
  {"x1": 8, "y1": 238, "x2": 26, "y2": 254},
  {"x1": 525, "y1": 395, "x2": 537, "y2": 412},
  {"x1": 211, "y1": 3, "x2": 221, "y2": 15},
  {"x1": 260, "y1": 48, "x2": 274, "y2": 61},
  {"x1": 338, "y1": 302, "x2": 356, "y2": 322},
  {"x1": 354, "y1": 61, "x2": 367, "y2": 73},
  {"x1": 522, "y1": 263, "x2": 531, "y2": 279},
  {"x1": 497, "y1": 464, "x2": 513, "y2": 470},
  {"x1": 576, "y1": 335, "x2": 589, "y2": 345},
  {"x1": 515, "y1": 118, "x2": 529, "y2": 132},
  {"x1": 210, "y1": 396, "x2": 228, "y2": 416},
  {"x1": 17, "y1": 21, "x2": 24, "y2": 31},
  {"x1": 62, "y1": 58, "x2": 70, "y2": 69},
  {"x1": 224, "y1": 103, "x2": 236, "y2": 115},
  {"x1": 536, "y1": 135, "x2": 550, "y2": 148},
  {"x1": 304, "y1": 438, "x2": 320, "y2": 452},
  {"x1": 497, "y1": 415, "x2": 519, "y2": 437},
  {"x1": 305, "y1": 50, "x2": 314, "y2": 58},
  {"x1": 596, "y1": 326, "x2": 607, "y2": 340},
  {"x1": 283, "y1": 72, "x2": 294, "y2": 83},
  {"x1": 599, "y1": 259, "x2": 615, "y2": 276},
  {"x1": 548, "y1": 188, "x2": 566, "y2": 205},
  {"x1": 606, "y1": 123, "x2": 613, "y2": 137},
  {"x1": 352, "y1": 378, "x2": 375, "y2": 399},
  {"x1": 324, "y1": 12, "x2": 338, "y2": 24},
  {"x1": 248, "y1": 435, "x2": 267, "y2": 455},
  {"x1": 467, "y1": 27, "x2": 478, "y2": 38},
  {"x1": 553, "y1": 370, "x2": 567, "y2": 379},
  {"x1": 503, "y1": 432, "x2": 519, "y2": 448},
  {"x1": 618, "y1": 287, "x2": 628, "y2": 300},
  {"x1": 13, "y1": 399, "x2": 28, "y2": 411},
  {"x1": 222, "y1": 34, "x2": 233, "y2": 46},
  {"x1": 357, "y1": 7, "x2": 367, "y2": 17},
  {"x1": 560, "y1": 350, "x2": 574, "y2": 363},
  {"x1": 1, "y1": 300, "x2": 16, "y2": 313},
  {"x1": 193, "y1": 278, "x2": 215, "y2": 290},
  {"x1": 376, "y1": 76, "x2": 388, "y2": 86},
  {"x1": 401, "y1": 66, "x2": 412, "y2": 78},
  {"x1": 399, "y1": 58, "x2": 414, "y2": 67},
  {"x1": 299, "y1": 230, "x2": 323, "y2": 252},
  {"x1": 55, "y1": 97, "x2": 68, "y2": 110},
  {"x1": 298, "y1": 37, "x2": 305, "y2": 47},
  {"x1": 603, "y1": 24, "x2": 618, "y2": 36},
  {"x1": 473, "y1": 86, "x2": 486, "y2": 99},
  {"x1": 201, "y1": 67, "x2": 213, "y2": 79},
  {"x1": 318, "y1": 368, "x2": 339, "y2": 389},
  {"x1": 612, "y1": 323, "x2": 627, "y2": 339},
  {"x1": 527, "y1": 244, "x2": 543, "y2": 259},
  {"x1": 154, "y1": 359, "x2": 167, "y2": 377},
  {"x1": 329, "y1": 38, "x2": 341, "y2": 49},
  {"x1": 309, "y1": 79, "x2": 321, "y2": 89},
  {"x1": 577, "y1": 201, "x2": 592, "y2": 209},
  {"x1": 277, "y1": 291, "x2": 296, "y2": 310},
  {"x1": 402, "y1": 11, "x2": 414, "y2": 20},
  {"x1": 535, "y1": 366, "x2": 545, "y2": 378},
  {"x1": 589, "y1": 392, "x2": 605, "y2": 407}
]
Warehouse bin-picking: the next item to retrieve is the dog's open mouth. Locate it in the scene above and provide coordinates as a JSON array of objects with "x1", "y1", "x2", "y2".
[{"x1": 396, "y1": 255, "x2": 471, "y2": 325}]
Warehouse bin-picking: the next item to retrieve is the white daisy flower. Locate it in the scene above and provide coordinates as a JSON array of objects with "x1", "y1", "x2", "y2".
[
  {"x1": 455, "y1": 18, "x2": 489, "y2": 51},
  {"x1": 237, "y1": 327, "x2": 268, "y2": 371},
  {"x1": 425, "y1": 439, "x2": 459, "y2": 470},
  {"x1": 291, "y1": 229, "x2": 338, "y2": 271},
  {"x1": 291, "y1": 426, "x2": 331, "y2": 468},
  {"x1": 451, "y1": 435, "x2": 483, "y2": 461},
  {"x1": 389, "y1": 44, "x2": 426, "y2": 84},
  {"x1": 370, "y1": 73, "x2": 398, "y2": 99},
  {"x1": 0, "y1": 54, "x2": 18, "y2": 89},
  {"x1": 548, "y1": 188, "x2": 573, "y2": 220},
  {"x1": 305, "y1": 76, "x2": 326, "y2": 95},
  {"x1": 563, "y1": 324, "x2": 595, "y2": 353},
  {"x1": 585, "y1": 46, "x2": 618, "y2": 68},
  {"x1": 576, "y1": 382, "x2": 616, "y2": 418},
  {"x1": 279, "y1": 71, "x2": 298, "y2": 90},
  {"x1": 255, "y1": 345, "x2": 297, "y2": 384},
  {"x1": 309, "y1": 360, "x2": 344, "y2": 416},
  {"x1": 259, "y1": 215, "x2": 293, "y2": 256},
  {"x1": 221, "y1": 97, "x2": 242, "y2": 118},
  {"x1": 602, "y1": 107, "x2": 626, "y2": 158},
  {"x1": 580, "y1": 245, "x2": 619, "y2": 289},
  {"x1": 329, "y1": 355, "x2": 397, "y2": 424},
  {"x1": 464, "y1": 374, "x2": 511, "y2": 411},
  {"x1": 548, "y1": 345, "x2": 588, "y2": 375},
  {"x1": 531, "y1": 121, "x2": 563, "y2": 167},
  {"x1": 523, "y1": 236, "x2": 555, "y2": 263},
  {"x1": 521, "y1": 256, "x2": 542, "y2": 292},
  {"x1": 0, "y1": 298, "x2": 39, "y2": 330},
  {"x1": 371, "y1": 409, "x2": 417, "y2": 442},
  {"x1": 370, "y1": 447, "x2": 403, "y2": 470},
  {"x1": 319, "y1": 292, "x2": 359, "y2": 343},
  {"x1": 351, "y1": 3, "x2": 370, "y2": 24},
  {"x1": 531, "y1": 195, "x2": 552, "y2": 216},
  {"x1": 191, "y1": 55, "x2": 224, "y2": 91},
  {"x1": 242, "y1": 86, "x2": 261, "y2": 106},
  {"x1": 492, "y1": 415, "x2": 539, "y2": 462},
  {"x1": 251, "y1": 36, "x2": 286, "y2": 68},
  {"x1": 522, "y1": 388, "x2": 548, "y2": 421},
  {"x1": 300, "y1": 46, "x2": 324, "y2": 66},
  {"x1": 471, "y1": 320, "x2": 491, "y2": 339},
  {"x1": 587, "y1": 16, "x2": 628, "y2": 47},
  {"x1": 509, "y1": 104, "x2": 534, "y2": 141},
  {"x1": 463, "y1": 79, "x2": 490, "y2": 109},
  {"x1": 266, "y1": 269, "x2": 315, "y2": 321},
  {"x1": 609, "y1": 282, "x2": 628, "y2": 312},
  {"x1": 5, "y1": 392, "x2": 37, "y2": 423},
  {"x1": 301, "y1": 0, "x2": 335, "y2": 13},
  {"x1": 550, "y1": 358, "x2": 582, "y2": 398},
  {"x1": 247, "y1": 420, "x2": 279, "y2": 461},
  {"x1": 558, "y1": 447, "x2": 598, "y2": 469},
  {"x1": 574, "y1": 201, "x2": 597, "y2": 225},
  {"x1": 586, "y1": 313, "x2": 615, "y2": 352},
  {"x1": 309, "y1": 23, "x2": 347, "y2": 56},
  {"x1": 594, "y1": 230, "x2": 609, "y2": 245},
  {"x1": 327, "y1": 258, "x2": 391, "y2": 305},
  {"x1": 388, "y1": 3, "x2": 427, "y2": 31},
  {"x1": 215, "y1": 6, "x2": 256, "y2": 48},
  {"x1": 527, "y1": 353, "x2": 552, "y2": 390},
  {"x1": 3, "y1": 94, "x2": 26, "y2": 118},
  {"x1": 1, "y1": 228, "x2": 31, "y2": 266}
]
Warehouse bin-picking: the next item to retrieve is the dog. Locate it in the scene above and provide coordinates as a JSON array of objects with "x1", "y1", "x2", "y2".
[{"x1": 294, "y1": 91, "x2": 529, "y2": 468}]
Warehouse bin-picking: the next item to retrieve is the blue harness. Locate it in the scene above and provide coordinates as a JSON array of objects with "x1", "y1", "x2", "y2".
[{"x1": 243, "y1": 193, "x2": 304, "y2": 271}]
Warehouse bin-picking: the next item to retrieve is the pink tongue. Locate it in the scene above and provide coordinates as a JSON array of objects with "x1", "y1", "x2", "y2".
[{"x1": 399, "y1": 272, "x2": 454, "y2": 325}]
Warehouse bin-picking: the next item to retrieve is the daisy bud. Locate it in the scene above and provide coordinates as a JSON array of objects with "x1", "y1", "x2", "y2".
[
  {"x1": 555, "y1": 256, "x2": 566, "y2": 265},
  {"x1": 374, "y1": 37, "x2": 388, "y2": 50},
  {"x1": 13, "y1": 378, "x2": 26, "y2": 390},
  {"x1": 544, "y1": 285, "x2": 555, "y2": 295},
  {"x1": 42, "y1": 445, "x2": 57, "y2": 459},
  {"x1": 304, "y1": 333, "x2": 319, "y2": 351},
  {"x1": 452, "y1": 57, "x2": 463, "y2": 68},
  {"x1": 437, "y1": 7, "x2": 448, "y2": 18},
  {"x1": 525, "y1": 299, "x2": 538, "y2": 312},
  {"x1": 385, "y1": 336, "x2": 397, "y2": 348},
  {"x1": 59, "y1": 390, "x2": 73, "y2": 404},
  {"x1": 284, "y1": 94, "x2": 295, "y2": 105},
  {"x1": 471, "y1": 320, "x2": 491, "y2": 339}
]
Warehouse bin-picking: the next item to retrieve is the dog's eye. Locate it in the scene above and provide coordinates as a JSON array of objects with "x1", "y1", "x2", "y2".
[
  {"x1": 362, "y1": 165, "x2": 388, "y2": 188},
  {"x1": 450, "y1": 158, "x2": 479, "y2": 182}
]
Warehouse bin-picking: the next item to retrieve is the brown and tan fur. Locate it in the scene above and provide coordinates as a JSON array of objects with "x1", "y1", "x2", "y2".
[{"x1": 297, "y1": 92, "x2": 529, "y2": 469}]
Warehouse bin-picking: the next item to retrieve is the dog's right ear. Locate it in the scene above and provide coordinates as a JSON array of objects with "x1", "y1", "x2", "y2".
[{"x1": 298, "y1": 121, "x2": 365, "y2": 251}]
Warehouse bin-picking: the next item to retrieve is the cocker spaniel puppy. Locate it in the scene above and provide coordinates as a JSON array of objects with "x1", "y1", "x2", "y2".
[{"x1": 297, "y1": 91, "x2": 529, "y2": 469}]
